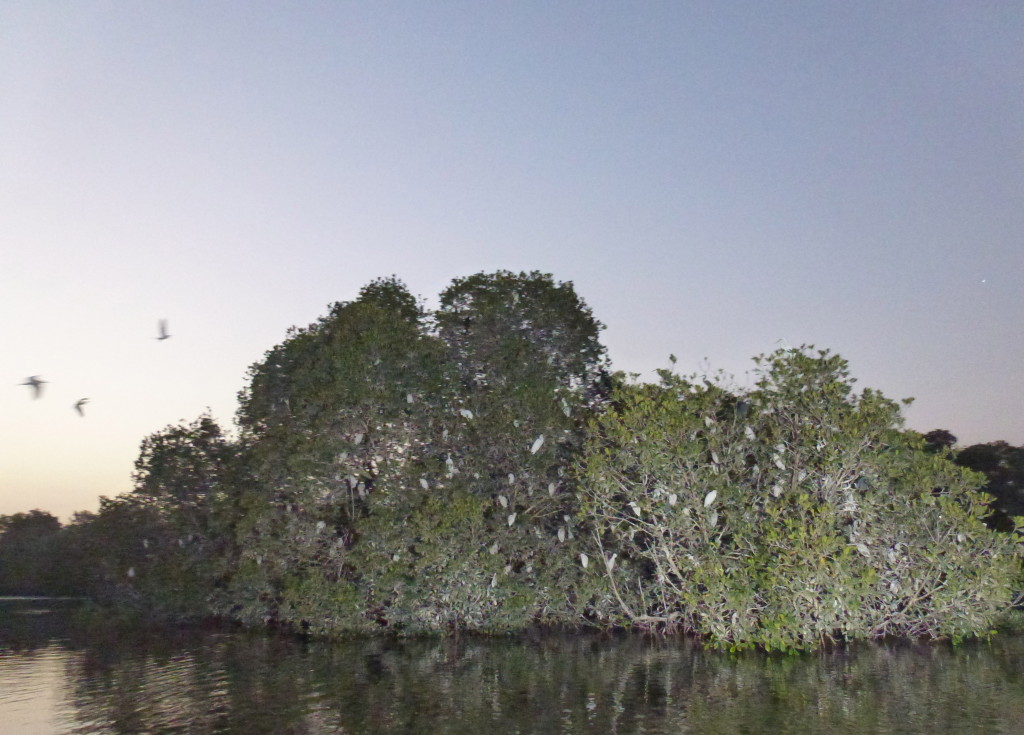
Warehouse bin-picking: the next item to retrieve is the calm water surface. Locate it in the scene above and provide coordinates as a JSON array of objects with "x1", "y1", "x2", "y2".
[{"x1": 2, "y1": 597, "x2": 1023, "y2": 734}]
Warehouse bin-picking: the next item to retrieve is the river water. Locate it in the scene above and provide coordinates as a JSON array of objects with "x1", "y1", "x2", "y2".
[{"x1": 2, "y1": 597, "x2": 1023, "y2": 734}]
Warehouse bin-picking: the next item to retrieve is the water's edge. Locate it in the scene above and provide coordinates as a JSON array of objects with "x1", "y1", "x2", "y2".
[{"x1": 3, "y1": 598, "x2": 1024, "y2": 735}]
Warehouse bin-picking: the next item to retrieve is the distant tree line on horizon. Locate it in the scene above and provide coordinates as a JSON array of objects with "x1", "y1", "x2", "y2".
[{"x1": 2, "y1": 271, "x2": 1022, "y2": 651}]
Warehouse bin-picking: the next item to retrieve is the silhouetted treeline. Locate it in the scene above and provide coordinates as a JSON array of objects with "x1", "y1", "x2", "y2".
[
  {"x1": 924, "y1": 430, "x2": 1024, "y2": 532},
  {"x1": 0, "y1": 510, "x2": 87, "y2": 596}
]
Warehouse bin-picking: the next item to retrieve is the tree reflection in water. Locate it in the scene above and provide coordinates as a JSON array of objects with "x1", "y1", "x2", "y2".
[{"x1": 2, "y1": 605, "x2": 1024, "y2": 735}]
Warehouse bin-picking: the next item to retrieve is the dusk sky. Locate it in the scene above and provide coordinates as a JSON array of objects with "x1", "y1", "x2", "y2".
[{"x1": 3, "y1": 2, "x2": 1023, "y2": 521}]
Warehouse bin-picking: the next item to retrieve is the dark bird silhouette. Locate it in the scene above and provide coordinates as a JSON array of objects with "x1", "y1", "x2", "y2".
[
  {"x1": 74, "y1": 398, "x2": 89, "y2": 417},
  {"x1": 21, "y1": 375, "x2": 46, "y2": 399},
  {"x1": 157, "y1": 319, "x2": 171, "y2": 340}
]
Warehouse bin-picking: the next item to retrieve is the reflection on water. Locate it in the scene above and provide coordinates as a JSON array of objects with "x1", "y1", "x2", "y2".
[
  {"x1": 2, "y1": 597, "x2": 1023, "y2": 734},
  {"x1": 0, "y1": 644, "x2": 78, "y2": 735}
]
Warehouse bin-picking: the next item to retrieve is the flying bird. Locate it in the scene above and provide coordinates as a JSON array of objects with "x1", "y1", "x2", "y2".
[
  {"x1": 157, "y1": 319, "x2": 171, "y2": 340},
  {"x1": 74, "y1": 398, "x2": 89, "y2": 417},
  {"x1": 21, "y1": 375, "x2": 46, "y2": 399}
]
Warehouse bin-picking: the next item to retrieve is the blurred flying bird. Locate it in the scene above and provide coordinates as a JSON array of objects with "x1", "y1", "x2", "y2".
[
  {"x1": 74, "y1": 398, "x2": 89, "y2": 416},
  {"x1": 21, "y1": 375, "x2": 46, "y2": 398},
  {"x1": 157, "y1": 319, "x2": 171, "y2": 340}
]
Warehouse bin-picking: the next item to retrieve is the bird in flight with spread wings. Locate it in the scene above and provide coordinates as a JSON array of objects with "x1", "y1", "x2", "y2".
[
  {"x1": 21, "y1": 375, "x2": 46, "y2": 399},
  {"x1": 74, "y1": 398, "x2": 89, "y2": 417}
]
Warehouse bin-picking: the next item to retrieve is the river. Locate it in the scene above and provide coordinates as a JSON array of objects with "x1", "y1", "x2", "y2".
[{"x1": 1, "y1": 597, "x2": 1022, "y2": 734}]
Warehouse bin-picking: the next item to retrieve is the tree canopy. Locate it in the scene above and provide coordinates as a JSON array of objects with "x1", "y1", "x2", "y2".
[
  {"x1": 576, "y1": 348, "x2": 1021, "y2": 650},
  {"x1": 15, "y1": 273, "x2": 1022, "y2": 651}
]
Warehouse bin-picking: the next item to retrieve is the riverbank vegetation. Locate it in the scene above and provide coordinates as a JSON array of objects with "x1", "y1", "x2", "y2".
[{"x1": 3, "y1": 271, "x2": 1022, "y2": 650}]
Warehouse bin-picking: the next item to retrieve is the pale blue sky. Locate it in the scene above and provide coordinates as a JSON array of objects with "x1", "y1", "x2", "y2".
[{"x1": 3, "y1": 1, "x2": 1023, "y2": 520}]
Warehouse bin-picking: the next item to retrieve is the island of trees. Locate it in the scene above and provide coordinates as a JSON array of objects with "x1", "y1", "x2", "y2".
[{"x1": 2, "y1": 271, "x2": 1022, "y2": 651}]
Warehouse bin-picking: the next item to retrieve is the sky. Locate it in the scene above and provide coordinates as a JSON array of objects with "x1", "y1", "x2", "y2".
[{"x1": 2, "y1": 1, "x2": 1023, "y2": 522}]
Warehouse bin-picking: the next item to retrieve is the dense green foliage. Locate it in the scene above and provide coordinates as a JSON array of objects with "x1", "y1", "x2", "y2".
[
  {"x1": 226, "y1": 277, "x2": 447, "y2": 631},
  {"x1": 575, "y1": 349, "x2": 1022, "y2": 650},
  {"x1": 220, "y1": 271, "x2": 607, "y2": 634},
  {"x1": 7, "y1": 272, "x2": 1021, "y2": 651}
]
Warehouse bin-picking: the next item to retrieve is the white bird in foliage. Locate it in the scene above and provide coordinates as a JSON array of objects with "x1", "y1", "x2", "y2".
[
  {"x1": 74, "y1": 398, "x2": 89, "y2": 416},
  {"x1": 21, "y1": 375, "x2": 46, "y2": 399},
  {"x1": 156, "y1": 319, "x2": 171, "y2": 340}
]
